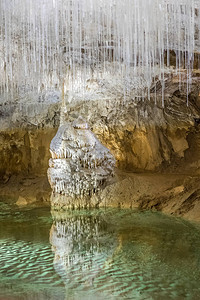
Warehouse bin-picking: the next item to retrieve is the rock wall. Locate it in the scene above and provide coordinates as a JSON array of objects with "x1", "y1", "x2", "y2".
[
  {"x1": 0, "y1": 69, "x2": 200, "y2": 180},
  {"x1": 62, "y1": 71, "x2": 200, "y2": 173},
  {"x1": 0, "y1": 129, "x2": 57, "y2": 179},
  {"x1": 0, "y1": 91, "x2": 61, "y2": 179}
]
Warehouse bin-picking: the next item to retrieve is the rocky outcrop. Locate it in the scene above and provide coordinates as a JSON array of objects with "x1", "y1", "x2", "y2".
[
  {"x1": 0, "y1": 69, "x2": 200, "y2": 178},
  {"x1": 0, "y1": 90, "x2": 61, "y2": 179},
  {"x1": 97, "y1": 171, "x2": 200, "y2": 222},
  {"x1": 0, "y1": 175, "x2": 51, "y2": 207},
  {"x1": 48, "y1": 117, "x2": 115, "y2": 208},
  {"x1": 61, "y1": 70, "x2": 200, "y2": 173},
  {"x1": 0, "y1": 128, "x2": 57, "y2": 178},
  {"x1": 0, "y1": 90, "x2": 61, "y2": 130}
]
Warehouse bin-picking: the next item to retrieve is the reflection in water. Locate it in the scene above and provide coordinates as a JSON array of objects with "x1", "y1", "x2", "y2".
[
  {"x1": 50, "y1": 210, "x2": 117, "y2": 299},
  {"x1": 50, "y1": 210, "x2": 200, "y2": 300},
  {"x1": 1, "y1": 201, "x2": 200, "y2": 299},
  {"x1": 50, "y1": 209, "x2": 200, "y2": 300}
]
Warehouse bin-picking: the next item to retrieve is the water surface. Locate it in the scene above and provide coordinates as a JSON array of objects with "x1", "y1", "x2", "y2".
[{"x1": 0, "y1": 201, "x2": 200, "y2": 299}]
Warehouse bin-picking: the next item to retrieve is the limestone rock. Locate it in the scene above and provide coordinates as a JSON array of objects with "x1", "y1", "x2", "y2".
[
  {"x1": 0, "y1": 69, "x2": 200, "y2": 177},
  {"x1": 0, "y1": 128, "x2": 57, "y2": 179},
  {"x1": 60, "y1": 71, "x2": 200, "y2": 173},
  {"x1": 16, "y1": 196, "x2": 28, "y2": 206},
  {"x1": 16, "y1": 195, "x2": 37, "y2": 206},
  {"x1": 48, "y1": 117, "x2": 115, "y2": 208}
]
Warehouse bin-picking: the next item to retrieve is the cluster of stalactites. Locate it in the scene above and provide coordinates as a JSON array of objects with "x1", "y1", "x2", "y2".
[
  {"x1": 0, "y1": 0, "x2": 199, "y2": 103},
  {"x1": 49, "y1": 164, "x2": 110, "y2": 200},
  {"x1": 48, "y1": 151, "x2": 114, "y2": 199}
]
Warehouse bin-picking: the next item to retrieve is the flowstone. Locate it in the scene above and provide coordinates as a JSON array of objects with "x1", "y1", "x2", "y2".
[{"x1": 47, "y1": 116, "x2": 115, "y2": 209}]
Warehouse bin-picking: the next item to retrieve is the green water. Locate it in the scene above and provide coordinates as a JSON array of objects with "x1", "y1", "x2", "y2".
[{"x1": 0, "y1": 202, "x2": 200, "y2": 300}]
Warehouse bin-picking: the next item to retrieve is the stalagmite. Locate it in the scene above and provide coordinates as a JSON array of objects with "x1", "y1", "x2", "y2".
[{"x1": 48, "y1": 117, "x2": 115, "y2": 208}]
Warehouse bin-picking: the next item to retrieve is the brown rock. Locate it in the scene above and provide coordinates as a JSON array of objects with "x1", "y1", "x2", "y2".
[{"x1": 16, "y1": 196, "x2": 28, "y2": 206}]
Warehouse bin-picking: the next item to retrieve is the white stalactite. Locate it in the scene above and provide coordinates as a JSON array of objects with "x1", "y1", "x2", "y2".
[{"x1": 0, "y1": 0, "x2": 199, "y2": 102}]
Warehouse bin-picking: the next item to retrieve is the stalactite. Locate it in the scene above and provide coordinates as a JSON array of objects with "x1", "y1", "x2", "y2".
[{"x1": 0, "y1": 0, "x2": 199, "y2": 103}]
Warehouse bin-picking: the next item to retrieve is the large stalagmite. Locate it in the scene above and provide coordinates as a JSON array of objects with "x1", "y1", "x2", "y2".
[{"x1": 47, "y1": 116, "x2": 115, "y2": 208}]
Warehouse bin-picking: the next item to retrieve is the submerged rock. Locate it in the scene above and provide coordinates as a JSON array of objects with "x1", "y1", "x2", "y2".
[
  {"x1": 47, "y1": 117, "x2": 115, "y2": 208},
  {"x1": 16, "y1": 195, "x2": 37, "y2": 206}
]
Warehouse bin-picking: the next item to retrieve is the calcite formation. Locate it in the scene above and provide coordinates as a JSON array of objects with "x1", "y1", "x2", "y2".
[{"x1": 47, "y1": 116, "x2": 115, "y2": 208}]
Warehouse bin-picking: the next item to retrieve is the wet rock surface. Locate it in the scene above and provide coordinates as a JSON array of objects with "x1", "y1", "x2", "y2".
[
  {"x1": 0, "y1": 175, "x2": 51, "y2": 208},
  {"x1": 99, "y1": 171, "x2": 200, "y2": 222}
]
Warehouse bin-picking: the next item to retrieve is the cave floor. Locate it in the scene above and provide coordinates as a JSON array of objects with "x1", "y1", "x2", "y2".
[{"x1": 0, "y1": 171, "x2": 200, "y2": 223}]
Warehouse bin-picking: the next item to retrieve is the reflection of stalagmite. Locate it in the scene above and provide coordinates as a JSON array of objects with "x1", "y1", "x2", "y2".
[
  {"x1": 49, "y1": 210, "x2": 117, "y2": 290},
  {"x1": 48, "y1": 116, "x2": 115, "y2": 208}
]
